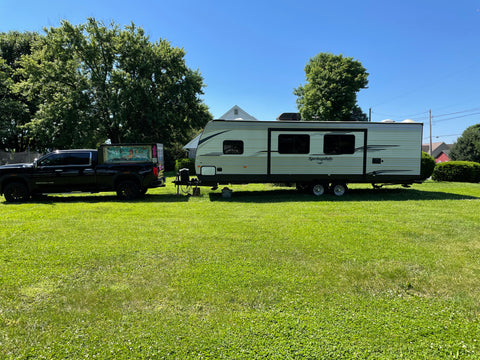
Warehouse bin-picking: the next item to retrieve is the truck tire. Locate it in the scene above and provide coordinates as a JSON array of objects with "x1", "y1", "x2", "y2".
[
  {"x1": 116, "y1": 180, "x2": 140, "y2": 200},
  {"x1": 3, "y1": 182, "x2": 30, "y2": 202},
  {"x1": 311, "y1": 183, "x2": 327, "y2": 196},
  {"x1": 332, "y1": 183, "x2": 348, "y2": 196}
]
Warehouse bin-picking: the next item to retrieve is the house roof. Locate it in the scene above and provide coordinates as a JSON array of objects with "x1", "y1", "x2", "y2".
[
  {"x1": 184, "y1": 105, "x2": 258, "y2": 150},
  {"x1": 218, "y1": 105, "x2": 258, "y2": 121},
  {"x1": 422, "y1": 142, "x2": 453, "y2": 158}
]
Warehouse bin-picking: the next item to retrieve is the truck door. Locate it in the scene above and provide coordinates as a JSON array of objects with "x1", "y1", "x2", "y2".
[
  {"x1": 268, "y1": 129, "x2": 367, "y2": 176},
  {"x1": 60, "y1": 152, "x2": 96, "y2": 191},
  {"x1": 33, "y1": 152, "x2": 95, "y2": 192}
]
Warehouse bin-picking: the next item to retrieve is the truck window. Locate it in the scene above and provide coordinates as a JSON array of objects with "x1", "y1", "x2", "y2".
[
  {"x1": 65, "y1": 152, "x2": 91, "y2": 165},
  {"x1": 324, "y1": 134, "x2": 355, "y2": 155},
  {"x1": 223, "y1": 140, "x2": 244, "y2": 155},
  {"x1": 37, "y1": 152, "x2": 91, "y2": 166},
  {"x1": 278, "y1": 134, "x2": 310, "y2": 154},
  {"x1": 37, "y1": 153, "x2": 67, "y2": 166}
]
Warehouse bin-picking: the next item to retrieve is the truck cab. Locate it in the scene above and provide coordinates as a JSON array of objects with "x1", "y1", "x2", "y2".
[{"x1": 32, "y1": 150, "x2": 98, "y2": 193}]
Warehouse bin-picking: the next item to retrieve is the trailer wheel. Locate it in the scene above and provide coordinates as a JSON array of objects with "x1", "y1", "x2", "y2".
[
  {"x1": 332, "y1": 183, "x2": 347, "y2": 196},
  {"x1": 3, "y1": 182, "x2": 30, "y2": 202},
  {"x1": 311, "y1": 183, "x2": 327, "y2": 196},
  {"x1": 116, "y1": 180, "x2": 140, "y2": 200}
]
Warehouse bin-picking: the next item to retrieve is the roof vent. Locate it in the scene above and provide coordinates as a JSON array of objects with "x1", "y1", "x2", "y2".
[{"x1": 381, "y1": 119, "x2": 395, "y2": 123}]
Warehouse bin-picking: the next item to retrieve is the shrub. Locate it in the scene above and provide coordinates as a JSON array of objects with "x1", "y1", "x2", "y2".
[
  {"x1": 175, "y1": 158, "x2": 196, "y2": 174},
  {"x1": 449, "y1": 123, "x2": 480, "y2": 163},
  {"x1": 432, "y1": 161, "x2": 480, "y2": 183},
  {"x1": 420, "y1": 151, "x2": 436, "y2": 180}
]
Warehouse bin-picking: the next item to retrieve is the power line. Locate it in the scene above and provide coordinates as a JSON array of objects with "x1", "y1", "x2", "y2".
[
  {"x1": 423, "y1": 133, "x2": 462, "y2": 140},
  {"x1": 374, "y1": 107, "x2": 480, "y2": 123},
  {"x1": 432, "y1": 107, "x2": 480, "y2": 118},
  {"x1": 418, "y1": 106, "x2": 480, "y2": 149},
  {"x1": 432, "y1": 111, "x2": 480, "y2": 124}
]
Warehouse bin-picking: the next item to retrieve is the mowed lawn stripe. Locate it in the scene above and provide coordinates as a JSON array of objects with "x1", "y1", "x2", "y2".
[{"x1": 1, "y1": 181, "x2": 479, "y2": 358}]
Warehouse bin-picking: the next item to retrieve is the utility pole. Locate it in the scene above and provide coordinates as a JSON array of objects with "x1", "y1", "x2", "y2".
[
  {"x1": 369, "y1": 108, "x2": 372, "y2": 122},
  {"x1": 429, "y1": 109, "x2": 432, "y2": 156}
]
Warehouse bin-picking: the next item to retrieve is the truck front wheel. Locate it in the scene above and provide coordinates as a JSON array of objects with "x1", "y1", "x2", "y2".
[
  {"x1": 116, "y1": 180, "x2": 140, "y2": 200},
  {"x1": 3, "y1": 182, "x2": 30, "y2": 202}
]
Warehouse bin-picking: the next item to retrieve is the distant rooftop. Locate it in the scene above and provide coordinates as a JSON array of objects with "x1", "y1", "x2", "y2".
[{"x1": 218, "y1": 105, "x2": 258, "y2": 121}]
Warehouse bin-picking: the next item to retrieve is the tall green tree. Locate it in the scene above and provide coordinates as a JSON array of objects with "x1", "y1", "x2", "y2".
[
  {"x1": 17, "y1": 25, "x2": 94, "y2": 150},
  {"x1": 449, "y1": 124, "x2": 480, "y2": 163},
  {"x1": 17, "y1": 18, "x2": 212, "y2": 163},
  {"x1": 294, "y1": 53, "x2": 369, "y2": 121},
  {"x1": 0, "y1": 31, "x2": 40, "y2": 152}
]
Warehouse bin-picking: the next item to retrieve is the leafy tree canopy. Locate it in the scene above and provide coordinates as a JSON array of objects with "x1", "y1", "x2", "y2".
[
  {"x1": 3, "y1": 19, "x2": 212, "y2": 167},
  {"x1": 449, "y1": 124, "x2": 480, "y2": 163},
  {"x1": 0, "y1": 31, "x2": 40, "y2": 152},
  {"x1": 294, "y1": 52, "x2": 369, "y2": 121}
]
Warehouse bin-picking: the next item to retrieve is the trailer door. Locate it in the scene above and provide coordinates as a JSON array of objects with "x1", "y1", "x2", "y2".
[{"x1": 268, "y1": 129, "x2": 367, "y2": 176}]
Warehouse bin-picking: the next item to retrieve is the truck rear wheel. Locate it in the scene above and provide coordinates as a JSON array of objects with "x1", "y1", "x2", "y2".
[
  {"x1": 3, "y1": 182, "x2": 30, "y2": 202},
  {"x1": 116, "y1": 180, "x2": 140, "y2": 200}
]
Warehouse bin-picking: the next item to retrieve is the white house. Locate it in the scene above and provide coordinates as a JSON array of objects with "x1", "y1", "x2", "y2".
[
  {"x1": 218, "y1": 105, "x2": 258, "y2": 121},
  {"x1": 183, "y1": 105, "x2": 258, "y2": 158}
]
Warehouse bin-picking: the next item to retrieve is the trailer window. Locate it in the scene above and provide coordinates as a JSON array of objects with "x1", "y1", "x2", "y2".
[
  {"x1": 223, "y1": 140, "x2": 244, "y2": 154},
  {"x1": 278, "y1": 134, "x2": 310, "y2": 154},
  {"x1": 324, "y1": 134, "x2": 355, "y2": 155}
]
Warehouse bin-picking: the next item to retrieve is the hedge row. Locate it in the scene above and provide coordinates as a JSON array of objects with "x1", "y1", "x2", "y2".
[
  {"x1": 175, "y1": 158, "x2": 196, "y2": 174},
  {"x1": 421, "y1": 152, "x2": 436, "y2": 180},
  {"x1": 432, "y1": 161, "x2": 480, "y2": 183}
]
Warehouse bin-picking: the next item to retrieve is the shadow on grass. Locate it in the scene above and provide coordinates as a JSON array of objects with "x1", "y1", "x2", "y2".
[
  {"x1": 3, "y1": 187, "x2": 478, "y2": 205},
  {"x1": 208, "y1": 187, "x2": 480, "y2": 203},
  {"x1": 1, "y1": 193, "x2": 190, "y2": 205}
]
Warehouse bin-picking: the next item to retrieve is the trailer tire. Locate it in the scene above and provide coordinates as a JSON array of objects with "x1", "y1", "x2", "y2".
[
  {"x1": 332, "y1": 183, "x2": 347, "y2": 196},
  {"x1": 3, "y1": 181, "x2": 30, "y2": 202},
  {"x1": 116, "y1": 180, "x2": 140, "y2": 200},
  {"x1": 311, "y1": 183, "x2": 327, "y2": 196}
]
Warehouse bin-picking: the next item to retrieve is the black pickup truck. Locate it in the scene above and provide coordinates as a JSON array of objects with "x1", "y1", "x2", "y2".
[{"x1": 0, "y1": 144, "x2": 165, "y2": 202}]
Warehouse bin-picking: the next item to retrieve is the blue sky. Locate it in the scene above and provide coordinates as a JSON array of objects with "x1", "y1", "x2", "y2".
[{"x1": 1, "y1": 0, "x2": 480, "y2": 144}]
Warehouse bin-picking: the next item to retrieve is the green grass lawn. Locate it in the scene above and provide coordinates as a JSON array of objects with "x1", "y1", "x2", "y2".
[{"x1": 1, "y1": 180, "x2": 480, "y2": 359}]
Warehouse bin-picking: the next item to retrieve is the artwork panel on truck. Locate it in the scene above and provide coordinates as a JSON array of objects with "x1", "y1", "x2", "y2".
[{"x1": 102, "y1": 145, "x2": 153, "y2": 163}]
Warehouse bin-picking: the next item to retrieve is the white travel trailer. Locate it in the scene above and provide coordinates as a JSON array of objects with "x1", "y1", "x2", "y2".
[{"x1": 193, "y1": 119, "x2": 423, "y2": 196}]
